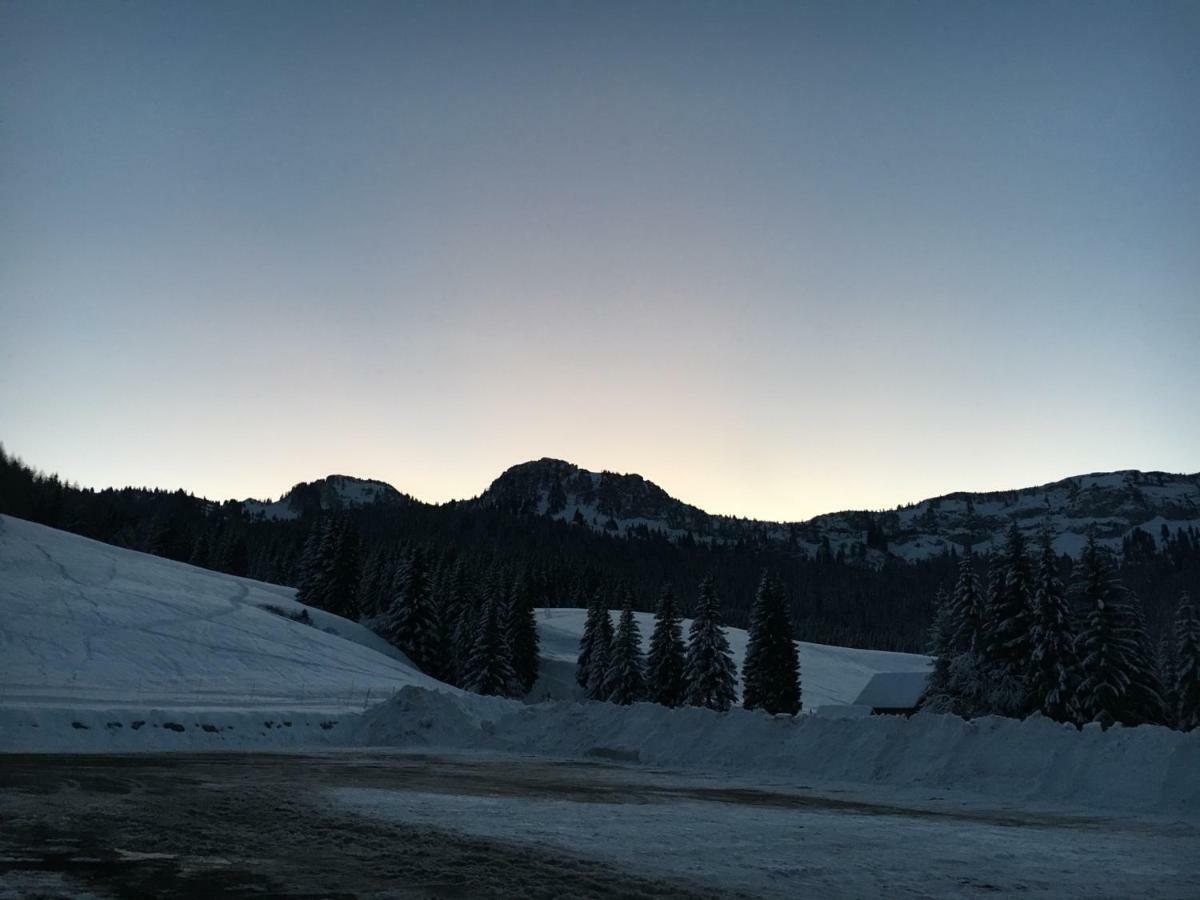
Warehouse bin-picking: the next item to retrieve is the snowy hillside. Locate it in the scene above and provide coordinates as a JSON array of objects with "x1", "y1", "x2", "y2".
[
  {"x1": 532, "y1": 607, "x2": 932, "y2": 709},
  {"x1": 480, "y1": 459, "x2": 1200, "y2": 561},
  {"x1": 0, "y1": 514, "x2": 442, "y2": 712}
]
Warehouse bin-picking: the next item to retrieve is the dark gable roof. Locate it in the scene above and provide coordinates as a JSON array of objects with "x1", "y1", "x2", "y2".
[{"x1": 852, "y1": 671, "x2": 930, "y2": 709}]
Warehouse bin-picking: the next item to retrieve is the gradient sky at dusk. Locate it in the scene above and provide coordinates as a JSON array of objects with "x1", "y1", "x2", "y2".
[{"x1": 2, "y1": 1, "x2": 1197, "y2": 520}]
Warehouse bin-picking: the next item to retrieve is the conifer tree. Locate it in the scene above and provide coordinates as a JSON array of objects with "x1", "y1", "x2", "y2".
[
  {"x1": 1072, "y1": 534, "x2": 1164, "y2": 727},
  {"x1": 1176, "y1": 591, "x2": 1200, "y2": 731},
  {"x1": 381, "y1": 545, "x2": 435, "y2": 671},
  {"x1": 576, "y1": 591, "x2": 608, "y2": 689},
  {"x1": 504, "y1": 569, "x2": 541, "y2": 694},
  {"x1": 1027, "y1": 529, "x2": 1078, "y2": 722},
  {"x1": 646, "y1": 585, "x2": 687, "y2": 707},
  {"x1": 985, "y1": 522, "x2": 1034, "y2": 677},
  {"x1": 431, "y1": 557, "x2": 468, "y2": 686},
  {"x1": 1124, "y1": 590, "x2": 1167, "y2": 726},
  {"x1": 356, "y1": 547, "x2": 390, "y2": 620},
  {"x1": 463, "y1": 591, "x2": 520, "y2": 697},
  {"x1": 296, "y1": 520, "x2": 333, "y2": 609},
  {"x1": 606, "y1": 597, "x2": 647, "y2": 705},
  {"x1": 741, "y1": 572, "x2": 801, "y2": 715},
  {"x1": 326, "y1": 517, "x2": 361, "y2": 619},
  {"x1": 1157, "y1": 631, "x2": 1179, "y2": 729},
  {"x1": 947, "y1": 551, "x2": 985, "y2": 653},
  {"x1": 922, "y1": 588, "x2": 954, "y2": 707},
  {"x1": 683, "y1": 576, "x2": 738, "y2": 712},
  {"x1": 586, "y1": 605, "x2": 614, "y2": 701}
]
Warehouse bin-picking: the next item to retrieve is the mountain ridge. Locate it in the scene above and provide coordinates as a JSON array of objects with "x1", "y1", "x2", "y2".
[{"x1": 244, "y1": 459, "x2": 1200, "y2": 562}]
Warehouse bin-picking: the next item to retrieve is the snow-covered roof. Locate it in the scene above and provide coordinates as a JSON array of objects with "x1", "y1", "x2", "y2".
[{"x1": 852, "y1": 671, "x2": 929, "y2": 709}]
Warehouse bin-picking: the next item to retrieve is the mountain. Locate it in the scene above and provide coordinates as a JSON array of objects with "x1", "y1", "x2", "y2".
[
  {"x1": 242, "y1": 474, "x2": 414, "y2": 521},
  {"x1": 477, "y1": 458, "x2": 1200, "y2": 561}
]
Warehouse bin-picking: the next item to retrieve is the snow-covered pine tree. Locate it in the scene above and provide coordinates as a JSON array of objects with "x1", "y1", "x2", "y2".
[
  {"x1": 462, "y1": 591, "x2": 520, "y2": 697},
  {"x1": 380, "y1": 545, "x2": 435, "y2": 672},
  {"x1": 646, "y1": 584, "x2": 687, "y2": 707},
  {"x1": 504, "y1": 569, "x2": 541, "y2": 694},
  {"x1": 1176, "y1": 591, "x2": 1200, "y2": 731},
  {"x1": 449, "y1": 570, "x2": 479, "y2": 688},
  {"x1": 1157, "y1": 631, "x2": 1179, "y2": 729},
  {"x1": 1026, "y1": 529, "x2": 1078, "y2": 723},
  {"x1": 1124, "y1": 590, "x2": 1167, "y2": 726},
  {"x1": 326, "y1": 517, "x2": 361, "y2": 619},
  {"x1": 921, "y1": 551, "x2": 991, "y2": 717},
  {"x1": 1072, "y1": 533, "x2": 1164, "y2": 727},
  {"x1": 429, "y1": 557, "x2": 467, "y2": 686},
  {"x1": 586, "y1": 603, "x2": 614, "y2": 701},
  {"x1": 741, "y1": 572, "x2": 801, "y2": 715},
  {"x1": 947, "y1": 551, "x2": 985, "y2": 653},
  {"x1": 295, "y1": 519, "x2": 334, "y2": 609},
  {"x1": 683, "y1": 576, "x2": 738, "y2": 712},
  {"x1": 355, "y1": 546, "x2": 389, "y2": 620},
  {"x1": 984, "y1": 521, "x2": 1034, "y2": 683},
  {"x1": 921, "y1": 588, "x2": 955, "y2": 709},
  {"x1": 576, "y1": 591, "x2": 608, "y2": 689},
  {"x1": 606, "y1": 597, "x2": 647, "y2": 705}
]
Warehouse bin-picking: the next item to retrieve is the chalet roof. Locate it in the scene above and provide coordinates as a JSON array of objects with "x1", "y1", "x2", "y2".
[{"x1": 851, "y1": 671, "x2": 930, "y2": 709}]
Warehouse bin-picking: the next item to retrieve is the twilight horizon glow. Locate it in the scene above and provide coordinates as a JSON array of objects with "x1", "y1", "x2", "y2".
[{"x1": 1, "y1": 1, "x2": 1197, "y2": 521}]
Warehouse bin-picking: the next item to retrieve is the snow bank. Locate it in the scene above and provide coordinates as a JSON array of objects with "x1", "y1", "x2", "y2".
[
  {"x1": 535, "y1": 607, "x2": 933, "y2": 708},
  {"x1": 356, "y1": 687, "x2": 1200, "y2": 817}
]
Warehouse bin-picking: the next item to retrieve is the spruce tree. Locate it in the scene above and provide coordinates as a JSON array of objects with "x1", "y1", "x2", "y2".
[
  {"x1": 683, "y1": 576, "x2": 738, "y2": 712},
  {"x1": 922, "y1": 588, "x2": 954, "y2": 709},
  {"x1": 985, "y1": 522, "x2": 1034, "y2": 676},
  {"x1": 1027, "y1": 529, "x2": 1078, "y2": 722},
  {"x1": 296, "y1": 520, "x2": 333, "y2": 609},
  {"x1": 1176, "y1": 591, "x2": 1200, "y2": 730},
  {"x1": 1157, "y1": 631, "x2": 1179, "y2": 730},
  {"x1": 326, "y1": 517, "x2": 361, "y2": 619},
  {"x1": 606, "y1": 598, "x2": 647, "y2": 705},
  {"x1": 463, "y1": 592, "x2": 520, "y2": 697},
  {"x1": 505, "y1": 570, "x2": 541, "y2": 694},
  {"x1": 586, "y1": 605, "x2": 614, "y2": 701},
  {"x1": 646, "y1": 585, "x2": 687, "y2": 707},
  {"x1": 433, "y1": 558, "x2": 469, "y2": 686},
  {"x1": 741, "y1": 572, "x2": 801, "y2": 715},
  {"x1": 381, "y1": 546, "x2": 435, "y2": 671},
  {"x1": 576, "y1": 591, "x2": 608, "y2": 689},
  {"x1": 1072, "y1": 534, "x2": 1164, "y2": 727},
  {"x1": 947, "y1": 551, "x2": 985, "y2": 653}
]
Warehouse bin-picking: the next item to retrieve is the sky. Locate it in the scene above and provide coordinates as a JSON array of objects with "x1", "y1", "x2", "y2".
[{"x1": 1, "y1": 1, "x2": 1197, "y2": 521}]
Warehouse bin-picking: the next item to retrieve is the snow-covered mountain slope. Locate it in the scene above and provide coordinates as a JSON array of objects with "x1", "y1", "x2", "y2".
[
  {"x1": 242, "y1": 474, "x2": 410, "y2": 521},
  {"x1": 480, "y1": 459, "x2": 1200, "y2": 561},
  {"x1": 532, "y1": 608, "x2": 932, "y2": 709},
  {"x1": 0, "y1": 514, "x2": 443, "y2": 712}
]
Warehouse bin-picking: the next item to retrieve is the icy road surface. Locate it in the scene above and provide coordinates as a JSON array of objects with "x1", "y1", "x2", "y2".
[{"x1": 1, "y1": 752, "x2": 1193, "y2": 899}]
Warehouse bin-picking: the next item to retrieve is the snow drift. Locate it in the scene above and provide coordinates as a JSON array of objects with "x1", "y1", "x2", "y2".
[{"x1": 355, "y1": 686, "x2": 1200, "y2": 817}]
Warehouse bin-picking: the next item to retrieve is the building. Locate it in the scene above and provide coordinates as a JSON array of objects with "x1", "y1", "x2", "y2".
[{"x1": 851, "y1": 671, "x2": 930, "y2": 716}]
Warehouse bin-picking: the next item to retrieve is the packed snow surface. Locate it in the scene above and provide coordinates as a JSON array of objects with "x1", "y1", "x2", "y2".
[
  {"x1": 0, "y1": 514, "x2": 442, "y2": 713},
  {"x1": 533, "y1": 607, "x2": 933, "y2": 709}
]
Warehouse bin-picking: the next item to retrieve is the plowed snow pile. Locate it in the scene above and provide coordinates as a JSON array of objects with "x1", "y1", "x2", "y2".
[{"x1": 355, "y1": 686, "x2": 1200, "y2": 817}]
